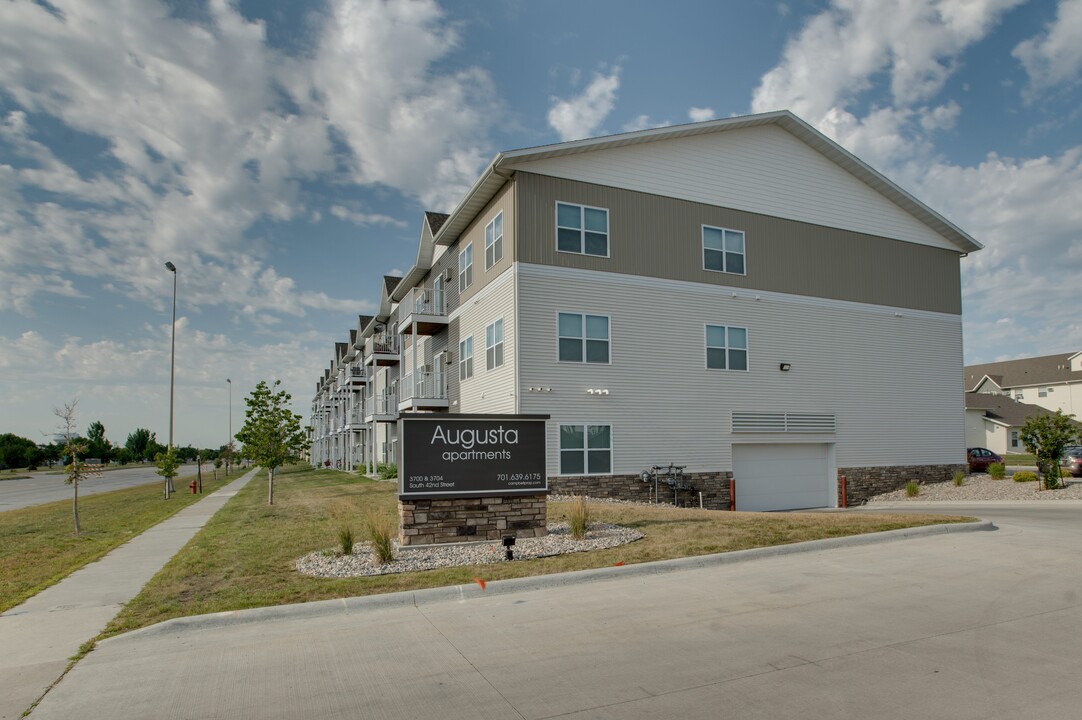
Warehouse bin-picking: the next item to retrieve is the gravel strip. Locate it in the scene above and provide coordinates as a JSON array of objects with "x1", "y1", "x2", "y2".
[
  {"x1": 867, "y1": 473, "x2": 1082, "y2": 503},
  {"x1": 297, "y1": 522, "x2": 644, "y2": 578}
]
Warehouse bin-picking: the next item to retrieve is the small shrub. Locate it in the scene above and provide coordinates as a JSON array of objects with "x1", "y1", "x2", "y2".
[
  {"x1": 366, "y1": 511, "x2": 395, "y2": 565},
  {"x1": 905, "y1": 481, "x2": 920, "y2": 497},
  {"x1": 375, "y1": 463, "x2": 398, "y2": 480},
  {"x1": 987, "y1": 462, "x2": 1005, "y2": 480},
  {"x1": 1013, "y1": 471, "x2": 1038, "y2": 483},
  {"x1": 952, "y1": 471, "x2": 966, "y2": 487},
  {"x1": 338, "y1": 526, "x2": 355, "y2": 555},
  {"x1": 568, "y1": 495, "x2": 591, "y2": 539}
]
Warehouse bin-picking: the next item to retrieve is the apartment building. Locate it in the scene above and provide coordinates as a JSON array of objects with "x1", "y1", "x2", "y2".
[
  {"x1": 965, "y1": 352, "x2": 1082, "y2": 416},
  {"x1": 310, "y1": 110, "x2": 980, "y2": 510}
]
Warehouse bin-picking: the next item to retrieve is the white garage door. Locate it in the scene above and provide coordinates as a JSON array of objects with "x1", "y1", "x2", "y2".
[{"x1": 732, "y1": 444, "x2": 832, "y2": 511}]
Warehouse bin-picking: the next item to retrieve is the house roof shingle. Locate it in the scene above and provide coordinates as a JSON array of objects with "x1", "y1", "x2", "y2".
[
  {"x1": 424, "y1": 211, "x2": 450, "y2": 234},
  {"x1": 964, "y1": 393, "x2": 1058, "y2": 428},
  {"x1": 965, "y1": 352, "x2": 1081, "y2": 391}
]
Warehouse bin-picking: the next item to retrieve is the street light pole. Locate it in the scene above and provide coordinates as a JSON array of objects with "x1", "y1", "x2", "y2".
[
  {"x1": 165, "y1": 261, "x2": 177, "y2": 498},
  {"x1": 227, "y1": 377, "x2": 232, "y2": 472}
]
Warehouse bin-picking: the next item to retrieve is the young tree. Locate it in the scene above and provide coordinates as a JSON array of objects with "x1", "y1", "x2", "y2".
[
  {"x1": 1020, "y1": 410, "x2": 1079, "y2": 490},
  {"x1": 154, "y1": 446, "x2": 180, "y2": 500},
  {"x1": 54, "y1": 399, "x2": 102, "y2": 534},
  {"x1": 234, "y1": 380, "x2": 310, "y2": 505}
]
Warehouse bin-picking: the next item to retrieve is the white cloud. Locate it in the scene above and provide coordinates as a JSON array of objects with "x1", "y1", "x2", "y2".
[
  {"x1": 329, "y1": 205, "x2": 407, "y2": 227},
  {"x1": 0, "y1": 0, "x2": 498, "y2": 317},
  {"x1": 548, "y1": 68, "x2": 621, "y2": 141},
  {"x1": 1013, "y1": 0, "x2": 1082, "y2": 98},
  {"x1": 688, "y1": 107, "x2": 715, "y2": 122},
  {"x1": 621, "y1": 114, "x2": 671, "y2": 133},
  {"x1": 752, "y1": 0, "x2": 1024, "y2": 118}
]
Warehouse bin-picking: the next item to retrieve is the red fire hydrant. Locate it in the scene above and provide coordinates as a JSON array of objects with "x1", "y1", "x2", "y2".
[{"x1": 189, "y1": 479, "x2": 198, "y2": 494}]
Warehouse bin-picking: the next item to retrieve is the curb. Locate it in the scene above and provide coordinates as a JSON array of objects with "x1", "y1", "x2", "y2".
[{"x1": 107, "y1": 518, "x2": 994, "y2": 644}]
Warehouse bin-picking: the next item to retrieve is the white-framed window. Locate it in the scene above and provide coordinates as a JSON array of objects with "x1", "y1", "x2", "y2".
[
  {"x1": 1011, "y1": 431, "x2": 1019, "y2": 448},
  {"x1": 559, "y1": 424, "x2": 612, "y2": 475},
  {"x1": 459, "y1": 336, "x2": 474, "y2": 381},
  {"x1": 1039, "y1": 387, "x2": 1048, "y2": 398},
  {"x1": 703, "y1": 225, "x2": 745, "y2": 275},
  {"x1": 558, "y1": 312, "x2": 610, "y2": 363},
  {"x1": 705, "y1": 325, "x2": 748, "y2": 371},
  {"x1": 556, "y1": 202, "x2": 609, "y2": 257},
  {"x1": 486, "y1": 319, "x2": 504, "y2": 370},
  {"x1": 1015, "y1": 389, "x2": 1024, "y2": 400},
  {"x1": 458, "y1": 243, "x2": 473, "y2": 292},
  {"x1": 485, "y1": 211, "x2": 503, "y2": 269}
]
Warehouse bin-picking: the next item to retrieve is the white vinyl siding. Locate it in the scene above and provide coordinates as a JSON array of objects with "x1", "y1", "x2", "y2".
[
  {"x1": 453, "y1": 269, "x2": 515, "y2": 414},
  {"x1": 508, "y1": 125, "x2": 956, "y2": 251},
  {"x1": 517, "y1": 262, "x2": 964, "y2": 475}
]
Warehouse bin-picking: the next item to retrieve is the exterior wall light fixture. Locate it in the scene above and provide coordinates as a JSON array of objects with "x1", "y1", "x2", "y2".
[{"x1": 779, "y1": 363, "x2": 791, "y2": 372}]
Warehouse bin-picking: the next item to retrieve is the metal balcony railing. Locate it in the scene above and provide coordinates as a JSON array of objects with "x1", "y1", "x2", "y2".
[
  {"x1": 412, "y1": 287, "x2": 447, "y2": 316},
  {"x1": 400, "y1": 371, "x2": 447, "y2": 401},
  {"x1": 368, "y1": 391, "x2": 397, "y2": 416}
]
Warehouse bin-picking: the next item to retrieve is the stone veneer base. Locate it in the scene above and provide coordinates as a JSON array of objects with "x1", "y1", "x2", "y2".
[
  {"x1": 838, "y1": 464, "x2": 967, "y2": 506},
  {"x1": 398, "y1": 494, "x2": 548, "y2": 546}
]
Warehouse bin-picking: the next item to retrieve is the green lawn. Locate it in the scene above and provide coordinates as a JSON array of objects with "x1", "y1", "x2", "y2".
[
  {"x1": 1001, "y1": 453, "x2": 1038, "y2": 466},
  {"x1": 0, "y1": 467, "x2": 248, "y2": 613},
  {"x1": 103, "y1": 465, "x2": 972, "y2": 638}
]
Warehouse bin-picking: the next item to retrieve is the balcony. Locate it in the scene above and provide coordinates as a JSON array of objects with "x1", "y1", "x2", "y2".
[
  {"x1": 364, "y1": 334, "x2": 400, "y2": 366},
  {"x1": 347, "y1": 364, "x2": 367, "y2": 387},
  {"x1": 398, "y1": 371, "x2": 449, "y2": 411},
  {"x1": 346, "y1": 407, "x2": 366, "y2": 430},
  {"x1": 364, "y1": 391, "x2": 398, "y2": 422},
  {"x1": 399, "y1": 286, "x2": 449, "y2": 335}
]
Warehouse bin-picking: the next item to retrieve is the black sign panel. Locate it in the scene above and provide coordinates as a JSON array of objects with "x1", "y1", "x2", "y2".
[{"x1": 399, "y1": 413, "x2": 548, "y2": 497}]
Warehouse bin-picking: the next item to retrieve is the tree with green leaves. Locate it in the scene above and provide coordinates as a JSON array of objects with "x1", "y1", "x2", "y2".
[
  {"x1": 125, "y1": 428, "x2": 155, "y2": 461},
  {"x1": 1020, "y1": 410, "x2": 1079, "y2": 490},
  {"x1": 54, "y1": 399, "x2": 102, "y2": 534},
  {"x1": 154, "y1": 446, "x2": 180, "y2": 500},
  {"x1": 0, "y1": 433, "x2": 39, "y2": 470},
  {"x1": 85, "y1": 420, "x2": 113, "y2": 463},
  {"x1": 234, "y1": 380, "x2": 310, "y2": 505}
]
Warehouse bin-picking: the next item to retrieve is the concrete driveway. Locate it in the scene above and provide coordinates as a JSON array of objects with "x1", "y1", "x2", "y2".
[{"x1": 27, "y1": 503, "x2": 1082, "y2": 719}]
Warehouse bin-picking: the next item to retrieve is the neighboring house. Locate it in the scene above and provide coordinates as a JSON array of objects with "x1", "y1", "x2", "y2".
[
  {"x1": 964, "y1": 392, "x2": 1061, "y2": 455},
  {"x1": 310, "y1": 110, "x2": 981, "y2": 510},
  {"x1": 966, "y1": 352, "x2": 1082, "y2": 416}
]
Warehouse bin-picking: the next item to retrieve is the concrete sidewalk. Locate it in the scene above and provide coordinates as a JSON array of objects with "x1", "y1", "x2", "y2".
[{"x1": 0, "y1": 468, "x2": 258, "y2": 720}]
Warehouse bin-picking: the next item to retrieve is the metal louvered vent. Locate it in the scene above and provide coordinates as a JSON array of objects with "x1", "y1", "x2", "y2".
[{"x1": 732, "y1": 411, "x2": 836, "y2": 434}]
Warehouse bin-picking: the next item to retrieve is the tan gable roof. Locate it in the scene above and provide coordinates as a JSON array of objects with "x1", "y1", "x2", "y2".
[{"x1": 965, "y1": 352, "x2": 1081, "y2": 391}]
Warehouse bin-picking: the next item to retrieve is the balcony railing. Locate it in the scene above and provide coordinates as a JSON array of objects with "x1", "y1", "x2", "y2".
[
  {"x1": 367, "y1": 391, "x2": 397, "y2": 418},
  {"x1": 412, "y1": 287, "x2": 447, "y2": 316},
  {"x1": 400, "y1": 371, "x2": 447, "y2": 401}
]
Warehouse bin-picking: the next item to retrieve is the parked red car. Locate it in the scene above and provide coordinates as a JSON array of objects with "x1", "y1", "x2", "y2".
[
  {"x1": 967, "y1": 447, "x2": 1003, "y2": 473},
  {"x1": 1060, "y1": 446, "x2": 1082, "y2": 478}
]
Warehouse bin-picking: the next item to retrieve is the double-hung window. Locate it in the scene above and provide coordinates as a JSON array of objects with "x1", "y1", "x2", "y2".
[
  {"x1": 556, "y1": 202, "x2": 609, "y2": 256},
  {"x1": 703, "y1": 226, "x2": 745, "y2": 275},
  {"x1": 558, "y1": 313, "x2": 610, "y2": 363},
  {"x1": 486, "y1": 319, "x2": 504, "y2": 370},
  {"x1": 485, "y1": 212, "x2": 503, "y2": 269},
  {"x1": 459, "y1": 336, "x2": 474, "y2": 381},
  {"x1": 559, "y1": 424, "x2": 612, "y2": 475},
  {"x1": 458, "y1": 243, "x2": 473, "y2": 292},
  {"x1": 705, "y1": 325, "x2": 748, "y2": 371}
]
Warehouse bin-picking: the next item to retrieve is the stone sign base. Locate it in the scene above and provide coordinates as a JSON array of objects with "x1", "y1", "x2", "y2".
[{"x1": 398, "y1": 494, "x2": 548, "y2": 546}]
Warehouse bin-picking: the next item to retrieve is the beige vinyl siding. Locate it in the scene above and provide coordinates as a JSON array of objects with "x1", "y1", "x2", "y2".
[
  {"x1": 449, "y1": 179, "x2": 516, "y2": 305},
  {"x1": 506, "y1": 124, "x2": 956, "y2": 251},
  {"x1": 515, "y1": 172, "x2": 961, "y2": 315},
  {"x1": 516, "y1": 263, "x2": 965, "y2": 475},
  {"x1": 453, "y1": 268, "x2": 516, "y2": 414}
]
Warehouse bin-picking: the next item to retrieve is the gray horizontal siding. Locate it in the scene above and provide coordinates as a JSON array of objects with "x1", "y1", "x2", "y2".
[{"x1": 515, "y1": 172, "x2": 961, "y2": 314}]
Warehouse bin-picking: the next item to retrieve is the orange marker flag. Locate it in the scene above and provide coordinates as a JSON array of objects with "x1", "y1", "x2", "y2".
[
  {"x1": 613, "y1": 561, "x2": 625, "y2": 567},
  {"x1": 473, "y1": 577, "x2": 487, "y2": 591}
]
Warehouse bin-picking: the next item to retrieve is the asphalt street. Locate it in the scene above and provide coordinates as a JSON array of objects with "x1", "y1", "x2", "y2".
[
  {"x1": 26, "y1": 502, "x2": 1082, "y2": 719},
  {"x1": 0, "y1": 463, "x2": 210, "y2": 511}
]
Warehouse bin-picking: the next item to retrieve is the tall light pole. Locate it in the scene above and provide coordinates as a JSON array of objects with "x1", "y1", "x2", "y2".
[
  {"x1": 165, "y1": 261, "x2": 177, "y2": 497},
  {"x1": 226, "y1": 377, "x2": 232, "y2": 471}
]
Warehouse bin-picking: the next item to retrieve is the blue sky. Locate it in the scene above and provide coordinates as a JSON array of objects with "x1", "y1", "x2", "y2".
[{"x1": 1, "y1": 0, "x2": 1080, "y2": 449}]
